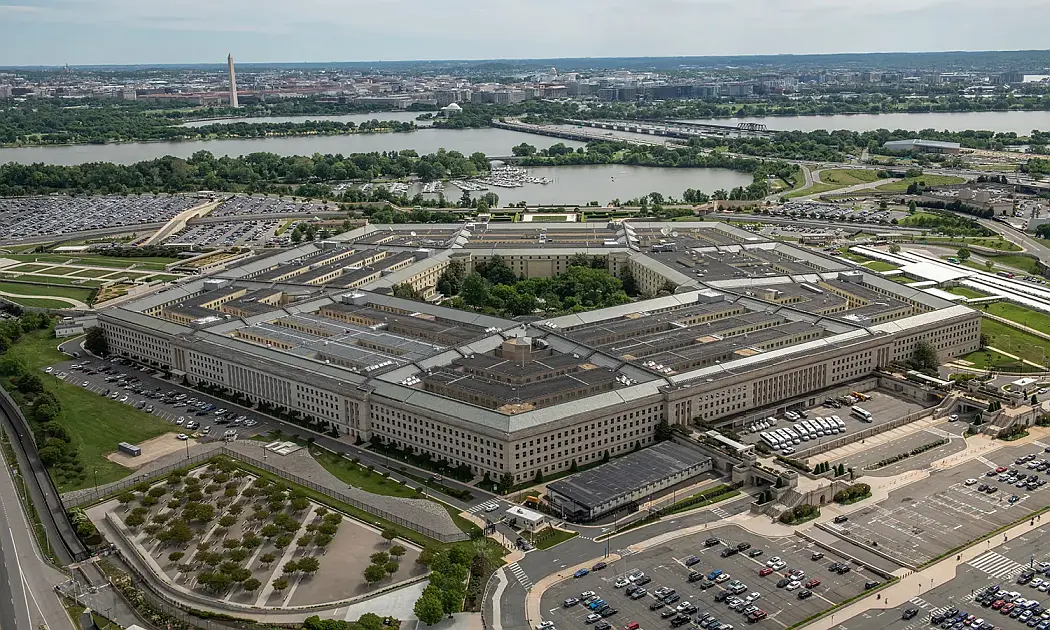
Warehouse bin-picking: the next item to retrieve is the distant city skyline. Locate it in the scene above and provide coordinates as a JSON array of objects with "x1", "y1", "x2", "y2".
[{"x1": 0, "y1": 0, "x2": 1048, "y2": 66}]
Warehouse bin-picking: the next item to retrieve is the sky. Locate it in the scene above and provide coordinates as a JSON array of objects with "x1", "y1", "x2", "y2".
[{"x1": 1, "y1": 0, "x2": 1048, "y2": 66}]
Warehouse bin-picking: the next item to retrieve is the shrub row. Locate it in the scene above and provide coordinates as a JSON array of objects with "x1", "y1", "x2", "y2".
[
  {"x1": 776, "y1": 455, "x2": 811, "y2": 473},
  {"x1": 833, "y1": 483, "x2": 872, "y2": 505},
  {"x1": 865, "y1": 438, "x2": 949, "y2": 470}
]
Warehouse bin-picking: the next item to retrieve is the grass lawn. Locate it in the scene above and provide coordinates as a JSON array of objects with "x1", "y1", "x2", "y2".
[
  {"x1": 875, "y1": 174, "x2": 967, "y2": 192},
  {"x1": 819, "y1": 169, "x2": 880, "y2": 186},
  {"x1": 946, "y1": 286, "x2": 989, "y2": 299},
  {"x1": 3, "y1": 296, "x2": 79, "y2": 309},
  {"x1": 11, "y1": 274, "x2": 102, "y2": 287},
  {"x1": 6, "y1": 264, "x2": 51, "y2": 273},
  {"x1": 532, "y1": 527, "x2": 579, "y2": 550},
  {"x1": 981, "y1": 303, "x2": 1050, "y2": 332},
  {"x1": 863, "y1": 260, "x2": 900, "y2": 272},
  {"x1": 8, "y1": 330, "x2": 174, "y2": 492},
  {"x1": 891, "y1": 276, "x2": 921, "y2": 285},
  {"x1": 69, "y1": 268, "x2": 114, "y2": 278},
  {"x1": 975, "y1": 318, "x2": 1050, "y2": 368},
  {"x1": 0, "y1": 281, "x2": 96, "y2": 303},
  {"x1": 312, "y1": 448, "x2": 420, "y2": 499},
  {"x1": 986, "y1": 255, "x2": 1041, "y2": 274},
  {"x1": 914, "y1": 236, "x2": 1022, "y2": 252},
  {"x1": 528, "y1": 215, "x2": 569, "y2": 222},
  {"x1": 962, "y1": 349, "x2": 1035, "y2": 371},
  {"x1": 784, "y1": 181, "x2": 843, "y2": 199},
  {"x1": 5, "y1": 254, "x2": 176, "y2": 270}
]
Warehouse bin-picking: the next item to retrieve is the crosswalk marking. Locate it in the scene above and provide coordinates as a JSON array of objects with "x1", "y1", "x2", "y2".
[
  {"x1": 976, "y1": 456, "x2": 997, "y2": 469},
  {"x1": 467, "y1": 501, "x2": 499, "y2": 515},
  {"x1": 507, "y1": 562, "x2": 533, "y2": 590},
  {"x1": 712, "y1": 507, "x2": 731, "y2": 519},
  {"x1": 967, "y1": 551, "x2": 1028, "y2": 579},
  {"x1": 1034, "y1": 441, "x2": 1049, "y2": 449}
]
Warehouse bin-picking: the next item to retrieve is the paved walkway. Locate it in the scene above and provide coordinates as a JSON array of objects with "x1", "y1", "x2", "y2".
[{"x1": 803, "y1": 415, "x2": 945, "y2": 465}]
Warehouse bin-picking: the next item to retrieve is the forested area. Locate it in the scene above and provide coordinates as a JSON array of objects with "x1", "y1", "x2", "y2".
[{"x1": 0, "y1": 149, "x2": 490, "y2": 196}]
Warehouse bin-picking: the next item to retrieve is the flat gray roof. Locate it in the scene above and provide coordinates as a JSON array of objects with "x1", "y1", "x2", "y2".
[{"x1": 547, "y1": 441, "x2": 711, "y2": 511}]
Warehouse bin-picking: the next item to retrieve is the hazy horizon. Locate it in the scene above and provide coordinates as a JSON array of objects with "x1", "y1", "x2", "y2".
[{"x1": 1, "y1": 0, "x2": 1048, "y2": 66}]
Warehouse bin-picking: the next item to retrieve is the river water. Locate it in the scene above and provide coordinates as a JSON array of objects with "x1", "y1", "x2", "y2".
[
  {"x1": 0, "y1": 127, "x2": 583, "y2": 166},
  {"x1": 680, "y1": 110, "x2": 1050, "y2": 134},
  {"x1": 426, "y1": 165, "x2": 751, "y2": 206}
]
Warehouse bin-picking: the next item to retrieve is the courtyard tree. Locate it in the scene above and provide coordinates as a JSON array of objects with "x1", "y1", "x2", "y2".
[
  {"x1": 117, "y1": 492, "x2": 134, "y2": 508},
  {"x1": 298, "y1": 556, "x2": 320, "y2": 576},
  {"x1": 282, "y1": 560, "x2": 300, "y2": 575},
  {"x1": 912, "y1": 340, "x2": 940, "y2": 373},
  {"x1": 242, "y1": 577, "x2": 262, "y2": 593},
  {"x1": 382, "y1": 527, "x2": 398, "y2": 543},
  {"x1": 364, "y1": 563, "x2": 387, "y2": 585},
  {"x1": 390, "y1": 545, "x2": 406, "y2": 559},
  {"x1": 385, "y1": 561, "x2": 400, "y2": 577},
  {"x1": 218, "y1": 515, "x2": 237, "y2": 529},
  {"x1": 259, "y1": 552, "x2": 277, "y2": 567},
  {"x1": 272, "y1": 577, "x2": 289, "y2": 593},
  {"x1": 414, "y1": 592, "x2": 444, "y2": 625},
  {"x1": 498, "y1": 472, "x2": 514, "y2": 494},
  {"x1": 168, "y1": 551, "x2": 184, "y2": 563},
  {"x1": 275, "y1": 534, "x2": 293, "y2": 549},
  {"x1": 297, "y1": 534, "x2": 313, "y2": 548},
  {"x1": 370, "y1": 552, "x2": 389, "y2": 565}
]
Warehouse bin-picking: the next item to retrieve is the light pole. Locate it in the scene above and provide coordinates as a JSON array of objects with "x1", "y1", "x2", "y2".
[{"x1": 93, "y1": 468, "x2": 98, "y2": 491}]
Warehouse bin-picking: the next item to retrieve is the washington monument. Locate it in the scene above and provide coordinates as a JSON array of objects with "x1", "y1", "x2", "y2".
[{"x1": 227, "y1": 53, "x2": 239, "y2": 108}]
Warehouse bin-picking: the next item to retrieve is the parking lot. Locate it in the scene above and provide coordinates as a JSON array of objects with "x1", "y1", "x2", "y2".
[
  {"x1": 737, "y1": 389, "x2": 927, "y2": 454},
  {"x1": 828, "y1": 420, "x2": 968, "y2": 476},
  {"x1": 839, "y1": 519, "x2": 1050, "y2": 630},
  {"x1": 166, "y1": 219, "x2": 282, "y2": 248},
  {"x1": 0, "y1": 195, "x2": 197, "y2": 240},
  {"x1": 209, "y1": 196, "x2": 334, "y2": 217},
  {"x1": 775, "y1": 201, "x2": 908, "y2": 224},
  {"x1": 47, "y1": 353, "x2": 271, "y2": 443},
  {"x1": 540, "y1": 525, "x2": 880, "y2": 630},
  {"x1": 825, "y1": 442, "x2": 1050, "y2": 567}
]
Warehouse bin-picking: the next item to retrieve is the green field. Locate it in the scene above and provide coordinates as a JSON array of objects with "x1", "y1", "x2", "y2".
[
  {"x1": 784, "y1": 181, "x2": 843, "y2": 199},
  {"x1": 863, "y1": 260, "x2": 900, "y2": 272},
  {"x1": 312, "y1": 449, "x2": 420, "y2": 499},
  {"x1": 7, "y1": 330, "x2": 175, "y2": 492},
  {"x1": 5, "y1": 253, "x2": 177, "y2": 271},
  {"x1": 528, "y1": 215, "x2": 569, "y2": 222},
  {"x1": 985, "y1": 255, "x2": 1041, "y2": 274},
  {"x1": 946, "y1": 286, "x2": 989, "y2": 299},
  {"x1": 6, "y1": 264, "x2": 50, "y2": 273},
  {"x1": 533, "y1": 528, "x2": 579, "y2": 550},
  {"x1": 4, "y1": 296, "x2": 79, "y2": 309},
  {"x1": 961, "y1": 349, "x2": 1036, "y2": 372},
  {"x1": 891, "y1": 276, "x2": 921, "y2": 285},
  {"x1": 982, "y1": 303, "x2": 1050, "y2": 333},
  {"x1": 4, "y1": 274, "x2": 105, "y2": 288},
  {"x1": 875, "y1": 174, "x2": 967, "y2": 192},
  {"x1": 914, "y1": 236, "x2": 1022, "y2": 252},
  {"x1": 968, "y1": 318, "x2": 1050, "y2": 368},
  {"x1": 819, "y1": 169, "x2": 880, "y2": 186},
  {"x1": 69, "y1": 268, "x2": 115, "y2": 278},
  {"x1": 0, "y1": 281, "x2": 95, "y2": 303}
]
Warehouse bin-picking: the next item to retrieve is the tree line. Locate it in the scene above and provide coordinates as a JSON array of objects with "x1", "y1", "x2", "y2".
[{"x1": 0, "y1": 149, "x2": 490, "y2": 196}]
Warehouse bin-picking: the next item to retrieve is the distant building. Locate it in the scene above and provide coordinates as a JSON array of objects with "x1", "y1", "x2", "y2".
[
  {"x1": 882, "y1": 139, "x2": 962, "y2": 154},
  {"x1": 439, "y1": 102, "x2": 462, "y2": 117},
  {"x1": 227, "y1": 53, "x2": 238, "y2": 108},
  {"x1": 0, "y1": 85, "x2": 12, "y2": 99}
]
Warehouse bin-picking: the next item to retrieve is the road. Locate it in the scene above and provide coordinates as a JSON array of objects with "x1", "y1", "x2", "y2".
[{"x1": 0, "y1": 440, "x2": 71, "y2": 630}]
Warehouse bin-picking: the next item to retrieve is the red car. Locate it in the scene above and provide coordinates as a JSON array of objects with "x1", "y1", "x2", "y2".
[
  {"x1": 759, "y1": 567, "x2": 774, "y2": 576},
  {"x1": 1001, "y1": 603, "x2": 1015, "y2": 615},
  {"x1": 804, "y1": 579, "x2": 821, "y2": 589},
  {"x1": 997, "y1": 466, "x2": 1008, "y2": 473},
  {"x1": 991, "y1": 600, "x2": 1005, "y2": 610}
]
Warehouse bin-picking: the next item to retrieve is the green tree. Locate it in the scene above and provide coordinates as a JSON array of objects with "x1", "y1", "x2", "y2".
[
  {"x1": 370, "y1": 551, "x2": 390, "y2": 565},
  {"x1": 414, "y1": 592, "x2": 444, "y2": 625},
  {"x1": 655, "y1": 420, "x2": 674, "y2": 441},
  {"x1": 298, "y1": 556, "x2": 321, "y2": 575},
  {"x1": 385, "y1": 561, "x2": 400, "y2": 577},
  {"x1": 888, "y1": 243, "x2": 901, "y2": 254},
  {"x1": 390, "y1": 544, "x2": 407, "y2": 559},
  {"x1": 498, "y1": 473, "x2": 514, "y2": 494},
  {"x1": 84, "y1": 326, "x2": 108, "y2": 355},
  {"x1": 364, "y1": 563, "x2": 387, "y2": 585},
  {"x1": 461, "y1": 274, "x2": 489, "y2": 308},
  {"x1": 957, "y1": 247, "x2": 971, "y2": 262},
  {"x1": 242, "y1": 577, "x2": 262, "y2": 592},
  {"x1": 272, "y1": 578, "x2": 289, "y2": 593},
  {"x1": 381, "y1": 527, "x2": 398, "y2": 544},
  {"x1": 912, "y1": 340, "x2": 940, "y2": 372},
  {"x1": 283, "y1": 560, "x2": 300, "y2": 574}
]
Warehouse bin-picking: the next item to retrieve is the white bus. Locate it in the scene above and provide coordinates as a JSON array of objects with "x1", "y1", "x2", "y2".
[
  {"x1": 784, "y1": 428, "x2": 801, "y2": 444},
  {"x1": 794, "y1": 423, "x2": 809, "y2": 440},
  {"x1": 761, "y1": 432, "x2": 781, "y2": 449},
  {"x1": 833, "y1": 416, "x2": 846, "y2": 431},
  {"x1": 818, "y1": 418, "x2": 836, "y2": 434},
  {"x1": 851, "y1": 406, "x2": 873, "y2": 422}
]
